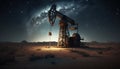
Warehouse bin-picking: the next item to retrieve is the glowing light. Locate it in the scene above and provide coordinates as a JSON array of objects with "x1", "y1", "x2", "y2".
[
  {"x1": 41, "y1": 47, "x2": 64, "y2": 51},
  {"x1": 29, "y1": 46, "x2": 66, "y2": 52}
]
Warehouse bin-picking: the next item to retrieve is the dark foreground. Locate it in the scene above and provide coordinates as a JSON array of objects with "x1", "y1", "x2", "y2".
[{"x1": 0, "y1": 42, "x2": 120, "y2": 69}]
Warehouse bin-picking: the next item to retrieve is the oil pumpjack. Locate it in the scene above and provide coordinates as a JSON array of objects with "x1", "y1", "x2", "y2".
[{"x1": 48, "y1": 4, "x2": 83, "y2": 47}]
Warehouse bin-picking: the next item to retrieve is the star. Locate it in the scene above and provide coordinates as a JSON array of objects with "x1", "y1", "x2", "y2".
[
  {"x1": 115, "y1": 12, "x2": 119, "y2": 15},
  {"x1": 115, "y1": 8, "x2": 120, "y2": 15},
  {"x1": 26, "y1": 1, "x2": 30, "y2": 5},
  {"x1": 20, "y1": 10, "x2": 24, "y2": 14},
  {"x1": 116, "y1": 8, "x2": 119, "y2": 11},
  {"x1": 9, "y1": 10, "x2": 12, "y2": 14}
]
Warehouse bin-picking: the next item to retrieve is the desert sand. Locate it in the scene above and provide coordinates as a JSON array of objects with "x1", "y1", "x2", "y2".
[{"x1": 0, "y1": 42, "x2": 120, "y2": 69}]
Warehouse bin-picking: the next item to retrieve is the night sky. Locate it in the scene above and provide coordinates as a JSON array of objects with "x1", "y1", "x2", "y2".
[{"x1": 0, "y1": 0, "x2": 120, "y2": 42}]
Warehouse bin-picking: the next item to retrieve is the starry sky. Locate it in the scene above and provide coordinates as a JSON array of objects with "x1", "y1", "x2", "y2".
[{"x1": 0, "y1": 0, "x2": 120, "y2": 42}]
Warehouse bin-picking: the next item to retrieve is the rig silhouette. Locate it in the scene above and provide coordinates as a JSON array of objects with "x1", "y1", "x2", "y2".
[{"x1": 48, "y1": 4, "x2": 84, "y2": 47}]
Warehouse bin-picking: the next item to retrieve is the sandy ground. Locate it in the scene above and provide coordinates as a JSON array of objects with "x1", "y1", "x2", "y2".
[{"x1": 0, "y1": 43, "x2": 120, "y2": 69}]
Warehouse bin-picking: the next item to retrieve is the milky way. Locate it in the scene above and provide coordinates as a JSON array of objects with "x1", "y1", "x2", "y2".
[
  {"x1": 26, "y1": 0, "x2": 88, "y2": 42},
  {"x1": 0, "y1": 0, "x2": 120, "y2": 42}
]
